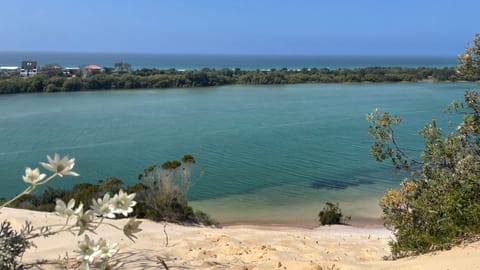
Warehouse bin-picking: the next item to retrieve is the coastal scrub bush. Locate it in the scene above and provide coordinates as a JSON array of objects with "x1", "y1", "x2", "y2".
[
  {"x1": 68, "y1": 177, "x2": 126, "y2": 211},
  {"x1": 4, "y1": 158, "x2": 216, "y2": 230},
  {"x1": 8, "y1": 177, "x2": 127, "y2": 213},
  {"x1": 136, "y1": 154, "x2": 214, "y2": 246},
  {"x1": 457, "y1": 33, "x2": 480, "y2": 81},
  {"x1": 136, "y1": 154, "x2": 216, "y2": 225},
  {"x1": 0, "y1": 154, "x2": 142, "y2": 269},
  {"x1": 0, "y1": 220, "x2": 30, "y2": 269},
  {"x1": 318, "y1": 202, "x2": 350, "y2": 225},
  {"x1": 367, "y1": 89, "x2": 480, "y2": 257},
  {"x1": 194, "y1": 210, "x2": 219, "y2": 226}
]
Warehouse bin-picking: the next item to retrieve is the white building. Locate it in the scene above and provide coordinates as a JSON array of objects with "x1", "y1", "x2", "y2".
[
  {"x1": 64, "y1": 67, "x2": 81, "y2": 77},
  {"x1": 20, "y1": 61, "x2": 38, "y2": 77},
  {"x1": 0, "y1": 66, "x2": 19, "y2": 74}
]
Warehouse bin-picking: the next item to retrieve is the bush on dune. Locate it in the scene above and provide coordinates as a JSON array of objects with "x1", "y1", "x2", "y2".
[
  {"x1": 318, "y1": 202, "x2": 350, "y2": 225},
  {"x1": 0, "y1": 153, "x2": 215, "y2": 268},
  {"x1": 367, "y1": 93, "x2": 480, "y2": 256},
  {"x1": 8, "y1": 155, "x2": 217, "y2": 227},
  {"x1": 135, "y1": 155, "x2": 218, "y2": 226},
  {"x1": 367, "y1": 34, "x2": 480, "y2": 258}
]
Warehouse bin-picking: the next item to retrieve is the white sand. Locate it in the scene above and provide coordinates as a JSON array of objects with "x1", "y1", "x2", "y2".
[{"x1": 2, "y1": 208, "x2": 479, "y2": 270}]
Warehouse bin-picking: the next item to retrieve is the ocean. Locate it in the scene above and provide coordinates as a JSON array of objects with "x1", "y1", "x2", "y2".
[
  {"x1": 1, "y1": 82, "x2": 478, "y2": 224},
  {"x1": 0, "y1": 52, "x2": 456, "y2": 70}
]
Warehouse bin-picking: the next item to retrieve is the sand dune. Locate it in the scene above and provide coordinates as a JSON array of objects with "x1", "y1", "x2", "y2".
[{"x1": 1, "y1": 208, "x2": 479, "y2": 270}]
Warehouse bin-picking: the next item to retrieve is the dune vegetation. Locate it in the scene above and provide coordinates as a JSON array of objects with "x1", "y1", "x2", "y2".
[{"x1": 367, "y1": 33, "x2": 480, "y2": 258}]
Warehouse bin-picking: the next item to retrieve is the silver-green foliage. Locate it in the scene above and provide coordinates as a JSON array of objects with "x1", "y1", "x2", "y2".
[
  {"x1": 0, "y1": 220, "x2": 30, "y2": 270},
  {"x1": 457, "y1": 34, "x2": 480, "y2": 81},
  {"x1": 367, "y1": 90, "x2": 480, "y2": 257}
]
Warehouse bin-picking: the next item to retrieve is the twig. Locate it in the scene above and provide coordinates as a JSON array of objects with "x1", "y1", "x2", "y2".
[
  {"x1": 163, "y1": 222, "x2": 169, "y2": 247},
  {"x1": 389, "y1": 126, "x2": 423, "y2": 166},
  {"x1": 156, "y1": 256, "x2": 169, "y2": 269}
]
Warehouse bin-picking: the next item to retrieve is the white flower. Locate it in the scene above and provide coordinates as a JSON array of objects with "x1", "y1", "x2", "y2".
[
  {"x1": 22, "y1": 167, "x2": 46, "y2": 185},
  {"x1": 110, "y1": 190, "x2": 136, "y2": 217},
  {"x1": 76, "y1": 235, "x2": 100, "y2": 264},
  {"x1": 55, "y1": 198, "x2": 83, "y2": 218},
  {"x1": 76, "y1": 236, "x2": 117, "y2": 270},
  {"x1": 76, "y1": 209, "x2": 95, "y2": 235},
  {"x1": 96, "y1": 238, "x2": 118, "y2": 260},
  {"x1": 40, "y1": 153, "x2": 79, "y2": 177},
  {"x1": 90, "y1": 193, "x2": 115, "y2": 219}
]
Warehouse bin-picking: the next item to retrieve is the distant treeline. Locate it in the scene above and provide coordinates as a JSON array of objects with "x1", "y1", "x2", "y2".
[{"x1": 0, "y1": 67, "x2": 461, "y2": 94}]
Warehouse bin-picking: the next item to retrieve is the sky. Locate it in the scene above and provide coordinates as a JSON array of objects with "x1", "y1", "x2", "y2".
[{"x1": 0, "y1": 0, "x2": 479, "y2": 56}]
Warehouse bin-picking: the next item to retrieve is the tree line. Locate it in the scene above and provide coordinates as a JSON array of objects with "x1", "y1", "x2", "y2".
[{"x1": 0, "y1": 66, "x2": 463, "y2": 94}]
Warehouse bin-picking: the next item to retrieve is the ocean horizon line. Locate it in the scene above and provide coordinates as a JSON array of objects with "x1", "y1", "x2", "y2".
[
  {"x1": 0, "y1": 51, "x2": 457, "y2": 58},
  {"x1": 0, "y1": 52, "x2": 458, "y2": 71}
]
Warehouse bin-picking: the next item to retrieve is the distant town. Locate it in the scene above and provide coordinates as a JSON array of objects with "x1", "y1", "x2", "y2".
[{"x1": 0, "y1": 60, "x2": 123, "y2": 78}]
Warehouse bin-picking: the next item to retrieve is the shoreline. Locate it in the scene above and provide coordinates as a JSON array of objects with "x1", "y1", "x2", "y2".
[
  {"x1": 3, "y1": 208, "x2": 480, "y2": 270},
  {"x1": 3, "y1": 79, "x2": 478, "y2": 95},
  {"x1": 220, "y1": 216, "x2": 384, "y2": 229},
  {"x1": 0, "y1": 66, "x2": 471, "y2": 95},
  {"x1": 191, "y1": 192, "x2": 386, "y2": 230}
]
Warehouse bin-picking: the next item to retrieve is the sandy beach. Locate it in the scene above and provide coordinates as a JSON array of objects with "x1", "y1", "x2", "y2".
[{"x1": 2, "y1": 208, "x2": 479, "y2": 270}]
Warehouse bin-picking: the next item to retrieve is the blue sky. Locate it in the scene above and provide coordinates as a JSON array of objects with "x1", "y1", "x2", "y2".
[{"x1": 0, "y1": 0, "x2": 478, "y2": 56}]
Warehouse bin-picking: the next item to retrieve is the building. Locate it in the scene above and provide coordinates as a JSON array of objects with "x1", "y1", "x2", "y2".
[
  {"x1": 41, "y1": 63, "x2": 63, "y2": 76},
  {"x1": 0, "y1": 66, "x2": 19, "y2": 74},
  {"x1": 83, "y1": 64, "x2": 102, "y2": 77},
  {"x1": 20, "y1": 61, "x2": 38, "y2": 77},
  {"x1": 64, "y1": 67, "x2": 81, "y2": 77},
  {"x1": 84, "y1": 64, "x2": 101, "y2": 71}
]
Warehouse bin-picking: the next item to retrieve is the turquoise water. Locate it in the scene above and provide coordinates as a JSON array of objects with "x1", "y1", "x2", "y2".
[
  {"x1": 0, "y1": 83, "x2": 478, "y2": 224},
  {"x1": 0, "y1": 52, "x2": 456, "y2": 70}
]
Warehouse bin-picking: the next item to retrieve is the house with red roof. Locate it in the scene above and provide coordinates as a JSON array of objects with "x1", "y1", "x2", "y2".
[
  {"x1": 83, "y1": 64, "x2": 102, "y2": 77},
  {"x1": 84, "y1": 64, "x2": 101, "y2": 71}
]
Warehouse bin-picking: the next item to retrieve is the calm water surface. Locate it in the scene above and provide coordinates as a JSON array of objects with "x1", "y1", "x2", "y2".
[{"x1": 0, "y1": 83, "x2": 477, "y2": 224}]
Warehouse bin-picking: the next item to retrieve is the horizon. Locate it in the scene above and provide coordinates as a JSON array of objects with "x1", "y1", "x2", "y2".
[
  {"x1": 0, "y1": 52, "x2": 458, "y2": 70},
  {"x1": 0, "y1": 51, "x2": 459, "y2": 57},
  {"x1": 1, "y1": 1, "x2": 478, "y2": 56}
]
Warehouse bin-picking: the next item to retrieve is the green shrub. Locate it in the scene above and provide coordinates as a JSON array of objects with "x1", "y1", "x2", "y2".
[
  {"x1": 36, "y1": 187, "x2": 69, "y2": 206},
  {"x1": 65, "y1": 183, "x2": 99, "y2": 210},
  {"x1": 367, "y1": 90, "x2": 480, "y2": 258},
  {"x1": 457, "y1": 33, "x2": 480, "y2": 81},
  {"x1": 194, "y1": 210, "x2": 220, "y2": 227},
  {"x1": 318, "y1": 202, "x2": 350, "y2": 225},
  {"x1": 137, "y1": 191, "x2": 195, "y2": 223},
  {"x1": 63, "y1": 177, "x2": 125, "y2": 211},
  {"x1": 136, "y1": 155, "x2": 214, "y2": 225},
  {"x1": 6, "y1": 156, "x2": 215, "y2": 227},
  {"x1": 0, "y1": 220, "x2": 30, "y2": 269}
]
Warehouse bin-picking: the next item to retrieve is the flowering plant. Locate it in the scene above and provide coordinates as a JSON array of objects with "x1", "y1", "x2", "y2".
[{"x1": 0, "y1": 154, "x2": 141, "y2": 270}]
